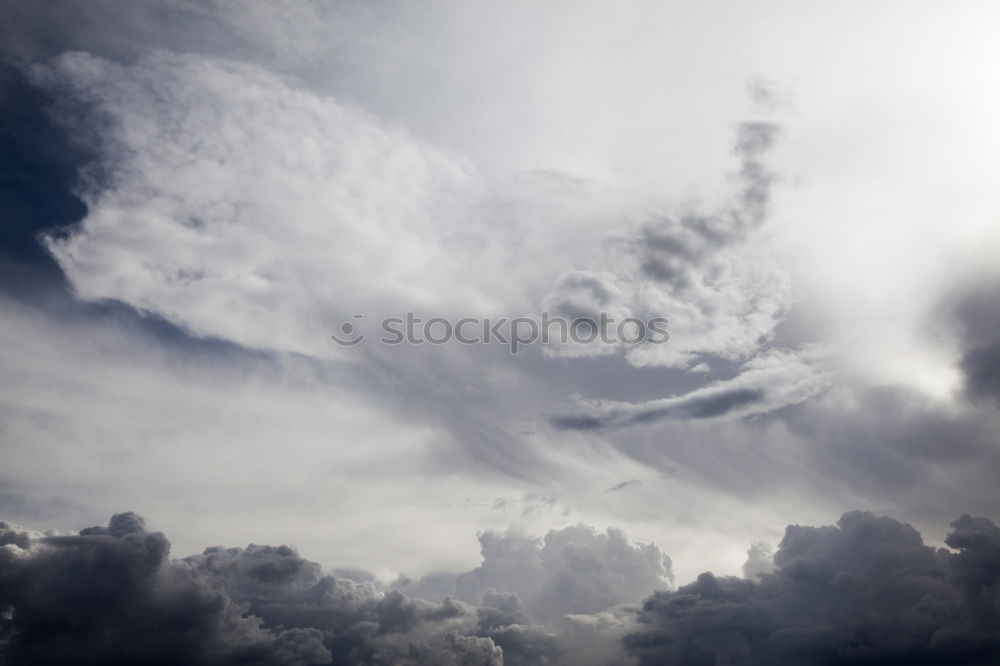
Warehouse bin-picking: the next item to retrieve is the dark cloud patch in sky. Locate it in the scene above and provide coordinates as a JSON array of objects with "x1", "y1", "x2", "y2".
[
  {"x1": 732, "y1": 121, "x2": 778, "y2": 226},
  {"x1": 625, "y1": 510, "x2": 1000, "y2": 666},
  {"x1": 669, "y1": 387, "x2": 765, "y2": 419},
  {"x1": 5, "y1": 511, "x2": 1000, "y2": 665},
  {"x1": 961, "y1": 343, "x2": 1000, "y2": 405},
  {"x1": 633, "y1": 121, "x2": 778, "y2": 290},
  {"x1": 4, "y1": 514, "x2": 637, "y2": 665},
  {"x1": 553, "y1": 386, "x2": 767, "y2": 430},
  {"x1": 606, "y1": 480, "x2": 642, "y2": 493},
  {"x1": 551, "y1": 363, "x2": 812, "y2": 431},
  {"x1": 184, "y1": 543, "x2": 507, "y2": 666},
  {"x1": 0, "y1": 513, "x2": 331, "y2": 666},
  {"x1": 948, "y1": 279, "x2": 1000, "y2": 405}
]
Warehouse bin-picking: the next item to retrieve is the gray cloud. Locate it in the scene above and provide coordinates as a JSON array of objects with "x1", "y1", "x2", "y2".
[
  {"x1": 0, "y1": 513, "x2": 508, "y2": 666},
  {"x1": 947, "y1": 278, "x2": 1000, "y2": 405},
  {"x1": 0, "y1": 513, "x2": 331, "y2": 665},
  {"x1": 393, "y1": 524, "x2": 672, "y2": 629},
  {"x1": 634, "y1": 122, "x2": 777, "y2": 289},
  {"x1": 453, "y1": 525, "x2": 672, "y2": 626},
  {"x1": 553, "y1": 346, "x2": 831, "y2": 430},
  {"x1": 625, "y1": 510, "x2": 1000, "y2": 665},
  {"x1": 5, "y1": 511, "x2": 1000, "y2": 665},
  {"x1": 741, "y1": 542, "x2": 775, "y2": 580},
  {"x1": 541, "y1": 120, "x2": 793, "y2": 370},
  {"x1": 1, "y1": 513, "x2": 665, "y2": 666},
  {"x1": 606, "y1": 480, "x2": 642, "y2": 493}
]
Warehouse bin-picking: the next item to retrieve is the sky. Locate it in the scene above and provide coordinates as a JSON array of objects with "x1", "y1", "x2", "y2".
[{"x1": 3, "y1": 2, "x2": 1000, "y2": 665}]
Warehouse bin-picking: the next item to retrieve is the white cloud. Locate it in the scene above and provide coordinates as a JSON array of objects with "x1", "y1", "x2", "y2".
[{"x1": 35, "y1": 50, "x2": 499, "y2": 358}]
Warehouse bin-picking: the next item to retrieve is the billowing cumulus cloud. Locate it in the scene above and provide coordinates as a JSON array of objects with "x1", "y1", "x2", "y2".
[
  {"x1": 741, "y1": 541, "x2": 775, "y2": 580},
  {"x1": 542, "y1": 122, "x2": 792, "y2": 369},
  {"x1": 5, "y1": 511, "x2": 1000, "y2": 665},
  {"x1": 2, "y1": 513, "x2": 663, "y2": 665},
  {"x1": 0, "y1": 514, "x2": 331, "y2": 665},
  {"x1": 451, "y1": 525, "x2": 672, "y2": 623},
  {"x1": 625, "y1": 511, "x2": 1000, "y2": 665}
]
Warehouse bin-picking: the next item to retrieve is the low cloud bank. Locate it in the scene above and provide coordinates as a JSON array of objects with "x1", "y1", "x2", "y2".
[{"x1": 4, "y1": 511, "x2": 1000, "y2": 665}]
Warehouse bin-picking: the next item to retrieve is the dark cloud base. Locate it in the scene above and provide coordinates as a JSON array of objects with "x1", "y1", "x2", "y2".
[
  {"x1": 628, "y1": 512, "x2": 1000, "y2": 666},
  {"x1": 3, "y1": 510, "x2": 1000, "y2": 665}
]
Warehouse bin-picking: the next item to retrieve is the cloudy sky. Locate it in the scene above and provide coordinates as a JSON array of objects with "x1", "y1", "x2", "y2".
[{"x1": 3, "y1": 2, "x2": 1000, "y2": 664}]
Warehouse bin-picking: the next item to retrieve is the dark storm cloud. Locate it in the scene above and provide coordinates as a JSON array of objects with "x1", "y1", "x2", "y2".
[
  {"x1": 0, "y1": 513, "x2": 507, "y2": 666},
  {"x1": 0, "y1": 513, "x2": 331, "y2": 665},
  {"x1": 624, "y1": 510, "x2": 1000, "y2": 666},
  {"x1": 5, "y1": 511, "x2": 1000, "y2": 665},
  {"x1": 184, "y1": 544, "x2": 506, "y2": 666},
  {"x1": 6, "y1": 511, "x2": 1000, "y2": 665},
  {"x1": 5, "y1": 513, "x2": 659, "y2": 666},
  {"x1": 2, "y1": 513, "x2": 660, "y2": 666}
]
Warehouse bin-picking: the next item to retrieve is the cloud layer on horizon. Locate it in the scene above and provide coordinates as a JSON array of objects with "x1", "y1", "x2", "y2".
[{"x1": 4, "y1": 510, "x2": 1000, "y2": 665}]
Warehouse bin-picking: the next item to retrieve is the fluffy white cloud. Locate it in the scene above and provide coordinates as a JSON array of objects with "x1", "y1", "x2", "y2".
[
  {"x1": 34, "y1": 47, "x2": 799, "y2": 379},
  {"x1": 35, "y1": 50, "x2": 498, "y2": 358},
  {"x1": 452, "y1": 524, "x2": 672, "y2": 623}
]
